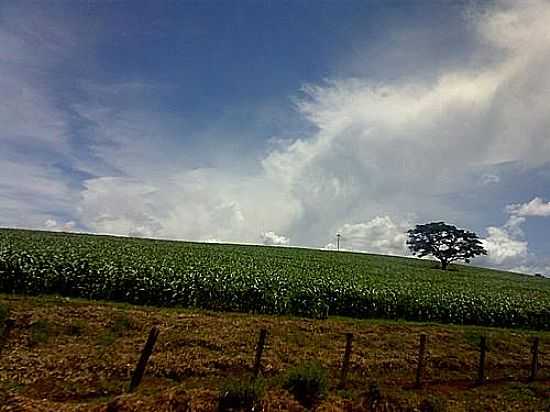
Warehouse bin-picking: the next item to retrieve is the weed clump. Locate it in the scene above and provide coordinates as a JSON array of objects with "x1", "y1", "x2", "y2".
[
  {"x1": 419, "y1": 395, "x2": 448, "y2": 412},
  {"x1": 218, "y1": 378, "x2": 265, "y2": 412},
  {"x1": 98, "y1": 312, "x2": 132, "y2": 345},
  {"x1": 30, "y1": 320, "x2": 50, "y2": 345},
  {"x1": 0, "y1": 304, "x2": 8, "y2": 322},
  {"x1": 111, "y1": 312, "x2": 131, "y2": 335},
  {"x1": 0, "y1": 304, "x2": 8, "y2": 333},
  {"x1": 283, "y1": 360, "x2": 328, "y2": 408}
]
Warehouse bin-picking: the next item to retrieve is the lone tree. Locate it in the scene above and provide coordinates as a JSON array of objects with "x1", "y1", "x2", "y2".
[{"x1": 407, "y1": 222, "x2": 487, "y2": 270}]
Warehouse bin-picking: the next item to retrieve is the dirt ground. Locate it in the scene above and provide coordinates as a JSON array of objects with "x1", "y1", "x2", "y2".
[{"x1": 1, "y1": 295, "x2": 549, "y2": 411}]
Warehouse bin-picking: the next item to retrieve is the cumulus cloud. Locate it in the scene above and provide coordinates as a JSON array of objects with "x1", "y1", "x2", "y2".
[
  {"x1": 509, "y1": 262, "x2": 550, "y2": 277},
  {"x1": 327, "y1": 217, "x2": 408, "y2": 256},
  {"x1": 506, "y1": 197, "x2": 550, "y2": 217},
  {"x1": 254, "y1": 0, "x2": 550, "y2": 248},
  {"x1": 261, "y1": 232, "x2": 290, "y2": 246},
  {"x1": 482, "y1": 225, "x2": 528, "y2": 265},
  {"x1": 480, "y1": 197, "x2": 550, "y2": 273},
  {"x1": 42, "y1": 219, "x2": 77, "y2": 232},
  {"x1": 78, "y1": 172, "x2": 301, "y2": 243},
  {"x1": 44, "y1": 219, "x2": 57, "y2": 229}
]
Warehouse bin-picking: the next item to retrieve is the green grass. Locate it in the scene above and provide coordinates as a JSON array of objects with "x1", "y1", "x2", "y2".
[{"x1": 0, "y1": 228, "x2": 549, "y2": 330}]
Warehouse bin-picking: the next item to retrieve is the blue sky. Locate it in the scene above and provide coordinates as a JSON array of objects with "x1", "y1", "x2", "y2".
[{"x1": 2, "y1": 0, "x2": 550, "y2": 275}]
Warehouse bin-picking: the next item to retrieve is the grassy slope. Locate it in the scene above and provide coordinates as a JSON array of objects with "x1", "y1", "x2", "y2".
[{"x1": 1, "y1": 295, "x2": 549, "y2": 411}]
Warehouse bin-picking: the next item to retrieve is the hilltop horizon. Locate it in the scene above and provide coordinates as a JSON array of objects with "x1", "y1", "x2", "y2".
[{"x1": 2, "y1": 226, "x2": 548, "y2": 278}]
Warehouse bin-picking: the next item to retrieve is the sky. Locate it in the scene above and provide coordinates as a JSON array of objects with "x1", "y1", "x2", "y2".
[{"x1": 2, "y1": 0, "x2": 550, "y2": 275}]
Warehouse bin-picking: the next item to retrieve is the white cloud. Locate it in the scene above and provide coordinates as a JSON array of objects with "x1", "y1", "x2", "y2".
[
  {"x1": 0, "y1": 3, "x2": 76, "y2": 147},
  {"x1": 328, "y1": 217, "x2": 408, "y2": 256},
  {"x1": 79, "y1": 177, "x2": 163, "y2": 238},
  {"x1": 509, "y1": 264, "x2": 550, "y2": 277},
  {"x1": 78, "y1": 172, "x2": 302, "y2": 243},
  {"x1": 261, "y1": 232, "x2": 290, "y2": 246},
  {"x1": 324, "y1": 242, "x2": 338, "y2": 251},
  {"x1": 480, "y1": 195, "x2": 550, "y2": 272},
  {"x1": 44, "y1": 219, "x2": 57, "y2": 228},
  {"x1": 477, "y1": 0, "x2": 550, "y2": 54},
  {"x1": 482, "y1": 225, "x2": 528, "y2": 265},
  {"x1": 480, "y1": 173, "x2": 500, "y2": 185},
  {"x1": 63, "y1": 221, "x2": 76, "y2": 231},
  {"x1": 0, "y1": 3, "x2": 83, "y2": 229},
  {"x1": 502, "y1": 214, "x2": 526, "y2": 237},
  {"x1": 506, "y1": 197, "x2": 550, "y2": 217},
  {"x1": 42, "y1": 219, "x2": 77, "y2": 232}
]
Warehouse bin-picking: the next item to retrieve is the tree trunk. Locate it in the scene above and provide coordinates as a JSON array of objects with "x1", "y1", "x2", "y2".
[{"x1": 441, "y1": 260, "x2": 448, "y2": 270}]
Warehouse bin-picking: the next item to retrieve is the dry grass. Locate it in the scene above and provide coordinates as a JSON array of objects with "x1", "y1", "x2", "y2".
[{"x1": 0, "y1": 294, "x2": 549, "y2": 411}]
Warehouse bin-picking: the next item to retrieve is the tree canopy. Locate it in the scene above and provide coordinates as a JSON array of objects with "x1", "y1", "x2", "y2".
[{"x1": 407, "y1": 222, "x2": 487, "y2": 270}]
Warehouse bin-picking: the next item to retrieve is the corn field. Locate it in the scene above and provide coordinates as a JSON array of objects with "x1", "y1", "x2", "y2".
[{"x1": 1, "y1": 229, "x2": 549, "y2": 330}]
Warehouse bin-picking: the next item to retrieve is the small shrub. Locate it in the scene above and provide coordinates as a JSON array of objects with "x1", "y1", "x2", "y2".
[
  {"x1": 30, "y1": 320, "x2": 50, "y2": 345},
  {"x1": 0, "y1": 304, "x2": 8, "y2": 323},
  {"x1": 65, "y1": 319, "x2": 87, "y2": 336},
  {"x1": 0, "y1": 304, "x2": 8, "y2": 333},
  {"x1": 218, "y1": 378, "x2": 265, "y2": 412},
  {"x1": 502, "y1": 384, "x2": 537, "y2": 401},
  {"x1": 111, "y1": 313, "x2": 131, "y2": 335},
  {"x1": 419, "y1": 395, "x2": 448, "y2": 412},
  {"x1": 97, "y1": 331, "x2": 117, "y2": 346},
  {"x1": 98, "y1": 312, "x2": 132, "y2": 345},
  {"x1": 283, "y1": 360, "x2": 328, "y2": 408},
  {"x1": 365, "y1": 383, "x2": 381, "y2": 409}
]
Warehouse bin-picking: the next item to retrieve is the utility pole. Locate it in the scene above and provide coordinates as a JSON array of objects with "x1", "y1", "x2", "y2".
[{"x1": 336, "y1": 233, "x2": 341, "y2": 251}]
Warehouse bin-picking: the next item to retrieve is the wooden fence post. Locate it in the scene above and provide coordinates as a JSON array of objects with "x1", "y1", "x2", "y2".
[
  {"x1": 128, "y1": 326, "x2": 160, "y2": 392},
  {"x1": 476, "y1": 336, "x2": 487, "y2": 385},
  {"x1": 339, "y1": 333, "x2": 353, "y2": 389},
  {"x1": 253, "y1": 328, "x2": 268, "y2": 379},
  {"x1": 415, "y1": 334, "x2": 427, "y2": 388},
  {"x1": 528, "y1": 337, "x2": 539, "y2": 382},
  {"x1": 0, "y1": 319, "x2": 16, "y2": 355}
]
